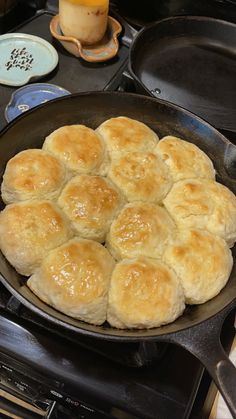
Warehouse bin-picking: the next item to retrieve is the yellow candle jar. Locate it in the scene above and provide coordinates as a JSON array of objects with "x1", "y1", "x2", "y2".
[{"x1": 59, "y1": 0, "x2": 109, "y2": 45}]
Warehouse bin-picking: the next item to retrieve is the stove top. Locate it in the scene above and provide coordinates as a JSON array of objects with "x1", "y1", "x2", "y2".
[
  {"x1": 0, "y1": 280, "x2": 234, "y2": 419},
  {"x1": 0, "y1": 3, "x2": 235, "y2": 419},
  {"x1": 0, "y1": 283, "x2": 213, "y2": 419}
]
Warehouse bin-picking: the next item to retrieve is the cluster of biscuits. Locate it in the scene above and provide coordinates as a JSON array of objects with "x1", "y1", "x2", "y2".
[{"x1": 0, "y1": 116, "x2": 235, "y2": 329}]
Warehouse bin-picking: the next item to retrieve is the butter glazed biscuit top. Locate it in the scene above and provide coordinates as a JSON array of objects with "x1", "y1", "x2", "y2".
[
  {"x1": 43, "y1": 124, "x2": 105, "y2": 175},
  {"x1": 107, "y1": 257, "x2": 185, "y2": 329},
  {"x1": 28, "y1": 238, "x2": 115, "y2": 325},
  {"x1": 96, "y1": 116, "x2": 159, "y2": 155},
  {"x1": 58, "y1": 175, "x2": 125, "y2": 242},
  {"x1": 1, "y1": 149, "x2": 67, "y2": 204},
  {"x1": 163, "y1": 228, "x2": 233, "y2": 304},
  {"x1": 156, "y1": 136, "x2": 215, "y2": 181},
  {"x1": 107, "y1": 150, "x2": 172, "y2": 203},
  {"x1": 0, "y1": 200, "x2": 73, "y2": 276},
  {"x1": 163, "y1": 178, "x2": 236, "y2": 247},
  {"x1": 106, "y1": 202, "x2": 176, "y2": 260}
]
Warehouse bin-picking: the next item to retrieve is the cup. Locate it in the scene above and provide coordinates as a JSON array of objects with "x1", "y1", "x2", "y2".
[{"x1": 59, "y1": 0, "x2": 109, "y2": 45}]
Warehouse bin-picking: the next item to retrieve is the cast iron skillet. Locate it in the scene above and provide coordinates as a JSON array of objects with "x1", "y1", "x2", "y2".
[
  {"x1": 0, "y1": 92, "x2": 236, "y2": 416},
  {"x1": 129, "y1": 16, "x2": 236, "y2": 134}
]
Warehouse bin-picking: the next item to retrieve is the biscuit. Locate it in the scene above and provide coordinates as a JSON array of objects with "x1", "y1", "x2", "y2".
[
  {"x1": 106, "y1": 202, "x2": 176, "y2": 260},
  {"x1": 107, "y1": 151, "x2": 172, "y2": 203},
  {"x1": 28, "y1": 238, "x2": 115, "y2": 325},
  {"x1": 0, "y1": 200, "x2": 73, "y2": 276},
  {"x1": 163, "y1": 179, "x2": 236, "y2": 246},
  {"x1": 107, "y1": 257, "x2": 185, "y2": 329},
  {"x1": 43, "y1": 125, "x2": 105, "y2": 175},
  {"x1": 58, "y1": 175, "x2": 125, "y2": 242},
  {"x1": 163, "y1": 229, "x2": 233, "y2": 304},
  {"x1": 1, "y1": 149, "x2": 67, "y2": 204},
  {"x1": 96, "y1": 116, "x2": 158, "y2": 155},
  {"x1": 156, "y1": 136, "x2": 215, "y2": 181}
]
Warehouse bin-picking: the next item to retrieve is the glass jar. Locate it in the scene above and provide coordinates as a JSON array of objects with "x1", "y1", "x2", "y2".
[{"x1": 59, "y1": 0, "x2": 109, "y2": 45}]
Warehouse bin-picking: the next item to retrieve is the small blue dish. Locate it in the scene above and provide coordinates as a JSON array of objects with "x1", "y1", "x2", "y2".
[
  {"x1": 0, "y1": 33, "x2": 59, "y2": 86},
  {"x1": 5, "y1": 83, "x2": 71, "y2": 122}
]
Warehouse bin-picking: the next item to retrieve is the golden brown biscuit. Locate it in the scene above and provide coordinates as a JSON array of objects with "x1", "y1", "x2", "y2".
[
  {"x1": 0, "y1": 200, "x2": 73, "y2": 276},
  {"x1": 28, "y1": 238, "x2": 115, "y2": 325},
  {"x1": 163, "y1": 229, "x2": 233, "y2": 304},
  {"x1": 43, "y1": 125, "x2": 105, "y2": 175},
  {"x1": 163, "y1": 179, "x2": 236, "y2": 246},
  {"x1": 107, "y1": 257, "x2": 185, "y2": 329},
  {"x1": 106, "y1": 202, "x2": 176, "y2": 260},
  {"x1": 96, "y1": 116, "x2": 158, "y2": 155},
  {"x1": 107, "y1": 151, "x2": 172, "y2": 203},
  {"x1": 1, "y1": 149, "x2": 67, "y2": 204},
  {"x1": 155, "y1": 136, "x2": 215, "y2": 181},
  {"x1": 58, "y1": 175, "x2": 125, "y2": 242}
]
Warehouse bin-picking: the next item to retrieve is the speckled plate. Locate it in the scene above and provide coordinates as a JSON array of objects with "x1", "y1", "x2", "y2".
[
  {"x1": 50, "y1": 15, "x2": 122, "y2": 62},
  {"x1": 0, "y1": 33, "x2": 59, "y2": 87},
  {"x1": 5, "y1": 83, "x2": 70, "y2": 122}
]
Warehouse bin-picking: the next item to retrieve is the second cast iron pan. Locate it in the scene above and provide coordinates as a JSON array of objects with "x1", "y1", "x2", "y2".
[{"x1": 129, "y1": 16, "x2": 236, "y2": 134}]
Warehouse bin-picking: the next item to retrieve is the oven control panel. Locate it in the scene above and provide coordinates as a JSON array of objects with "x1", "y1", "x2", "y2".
[{"x1": 0, "y1": 355, "x2": 114, "y2": 418}]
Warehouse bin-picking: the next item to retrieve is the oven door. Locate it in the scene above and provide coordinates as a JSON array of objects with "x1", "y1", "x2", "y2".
[
  {"x1": 0, "y1": 351, "x2": 113, "y2": 419},
  {"x1": 0, "y1": 386, "x2": 55, "y2": 418}
]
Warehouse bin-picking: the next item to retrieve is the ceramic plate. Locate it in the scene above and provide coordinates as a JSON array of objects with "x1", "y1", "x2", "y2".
[
  {"x1": 5, "y1": 83, "x2": 70, "y2": 122},
  {"x1": 0, "y1": 33, "x2": 59, "y2": 86}
]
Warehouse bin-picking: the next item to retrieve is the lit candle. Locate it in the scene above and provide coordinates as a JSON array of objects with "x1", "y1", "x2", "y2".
[{"x1": 59, "y1": 0, "x2": 109, "y2": 45}]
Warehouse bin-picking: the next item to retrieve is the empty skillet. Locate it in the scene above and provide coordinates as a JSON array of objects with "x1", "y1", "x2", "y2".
[
  {"x1": 129, "y1": 16, "x2": 236, "y2": 134},
  {"x1": 0, "y1": 92, "x2": 235, "y2": 416}
]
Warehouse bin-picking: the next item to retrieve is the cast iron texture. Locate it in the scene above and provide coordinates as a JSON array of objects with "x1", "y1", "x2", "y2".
[
  {"x1": 129, "y1": 16, "x2": 236, "y2": 134},
  {"x1": 0, "y1": 92, "x2": 235, "y2": 416}
]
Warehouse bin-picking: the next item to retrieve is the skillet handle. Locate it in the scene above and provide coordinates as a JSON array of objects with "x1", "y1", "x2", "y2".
[
  {"x1": 215, "y1": 353, "x2": 236, "y2": 418},
  {"x1": 166, "y1": 305, "x2": 236, "y2": 418}
]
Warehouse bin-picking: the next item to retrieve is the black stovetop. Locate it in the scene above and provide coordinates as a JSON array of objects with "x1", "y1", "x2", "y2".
[
  {"x1": 0, "y1": 3, "x2": 235, "y2": 419},
  {"x1": 0, "y1": 284, "x2": 216, "y2": 418},
  {"x1": 0, "y1": 281, "x2": 234, "y2": 419}
]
